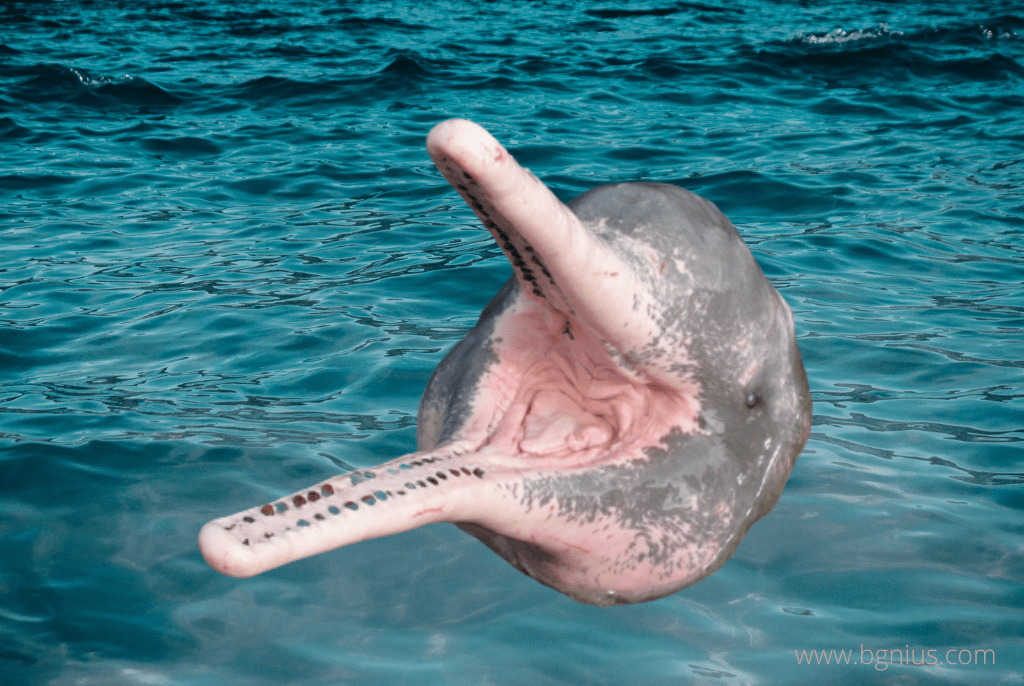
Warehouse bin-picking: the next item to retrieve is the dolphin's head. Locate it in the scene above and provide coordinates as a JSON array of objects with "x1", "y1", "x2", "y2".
[
  {"x1": 445, "y1": 181, "x2": 812, "y2": 605},
  {"x1": 199, "y1": 121, "x2": 811, "y2": 606}
]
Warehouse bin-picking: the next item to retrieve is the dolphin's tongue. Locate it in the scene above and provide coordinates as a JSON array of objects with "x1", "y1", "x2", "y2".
[{"x1": 519, "y1": 389, "x2": 614, "y2": 454}]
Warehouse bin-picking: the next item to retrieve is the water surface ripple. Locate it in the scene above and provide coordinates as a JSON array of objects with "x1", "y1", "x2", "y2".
[{"x1": 1, "y1": 1, "x2": 1022, "y2": 684}]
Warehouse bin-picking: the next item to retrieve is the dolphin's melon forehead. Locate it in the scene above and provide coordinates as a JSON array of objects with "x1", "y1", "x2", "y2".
[
  {"x1": 568, "y1": 182, "x2": 761, "y2": 287},
  {"x1": 567, "y1": 182, "x2": 729, "y2": 237}
]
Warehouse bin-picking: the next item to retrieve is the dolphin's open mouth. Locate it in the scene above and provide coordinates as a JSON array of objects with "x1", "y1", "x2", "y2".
[
  {"x1": 472, "y1": 300, "x2": 700, "y2": 465},
  {"x1": 199, "y1": 119, "x2": 811, "y2": 606}
]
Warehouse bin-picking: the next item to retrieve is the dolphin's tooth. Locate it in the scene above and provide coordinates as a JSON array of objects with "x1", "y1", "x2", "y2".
[{"x1": 198, "y1": 449, "x2": 494, "y2": 578}]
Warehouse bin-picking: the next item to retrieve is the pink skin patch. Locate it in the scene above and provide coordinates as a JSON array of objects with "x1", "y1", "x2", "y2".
[
  {"x1": 476, "y1": 297, "x2": 699, "y2": 469},
  {"x1": 199, "y1": 119, "x2": 811, "y2": 606}
]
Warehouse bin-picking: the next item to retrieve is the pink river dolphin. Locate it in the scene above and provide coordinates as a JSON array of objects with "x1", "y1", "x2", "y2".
[{"x1": 199, "y1": 119, "x2": 812, "y2": 605}]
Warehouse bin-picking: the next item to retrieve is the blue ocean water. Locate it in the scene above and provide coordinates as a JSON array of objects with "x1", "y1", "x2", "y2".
[{"x1": 1, "y1": 0, "x2": 1022, "y2": 684}]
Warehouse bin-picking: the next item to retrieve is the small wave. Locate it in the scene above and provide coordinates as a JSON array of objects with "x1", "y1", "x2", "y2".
[
  {"x1": 140, "y1": 136, "x2": 223, "y2": 157},
  {"x1": 0, "y1": 116, "x2": 32, "y2": 139},
  {"x1": 978, "y1": 25, "x2": 1020, "y2": 40},
  {"x1": 584, "y1": 2, "x2": 739, "y2": 19},
  {"x1": 800, "y1": 23, "x2": 903, "y2": 45},
  {"x1": 10, "y1": 65, "x2": 183, "y2": 110},
  {"x1": 68, "y1": 67, "x2": 133, "y2": 87}
]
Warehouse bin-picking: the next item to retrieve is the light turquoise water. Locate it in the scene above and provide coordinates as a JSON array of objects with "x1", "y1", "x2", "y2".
[{"x1": 1, "y1": 1, "x2": 1022, "y2": 684}]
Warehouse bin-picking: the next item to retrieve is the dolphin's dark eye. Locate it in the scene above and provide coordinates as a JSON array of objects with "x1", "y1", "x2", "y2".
[{"x1": 745, "y1": 393, "x2": 761, "y2": 409}]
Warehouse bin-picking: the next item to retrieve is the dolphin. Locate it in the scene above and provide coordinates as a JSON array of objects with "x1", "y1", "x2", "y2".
[{"x1": 199, "y1": 119, "x2": 812, "y2": 606}]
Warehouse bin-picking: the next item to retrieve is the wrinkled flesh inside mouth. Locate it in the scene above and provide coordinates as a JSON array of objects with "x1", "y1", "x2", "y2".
[{"x1": 479, "y1": 310, "x2": 701, "y2": 470}]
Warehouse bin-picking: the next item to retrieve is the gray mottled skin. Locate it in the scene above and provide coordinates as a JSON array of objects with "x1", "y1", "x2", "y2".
[
  {"x1": 416, "y1": 182, "x2": 811, "y2": 603},
  {"x1": 417, "y1": 278, "x2": 515, "y2": 451}
]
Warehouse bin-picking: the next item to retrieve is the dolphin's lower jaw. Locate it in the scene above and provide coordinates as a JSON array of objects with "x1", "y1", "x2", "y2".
[
  {"x1": 198, "y1": 119, "x2": 812, "y2": 605},
  {"x1": 199, "y1": 407, "x2": 780, "y2": 605},
  {"x1": 198, "y1": 446, "x2": 745, "y2": 606},
  {"x1": 197, "y1": 322, "x2": 718, "y2": 599}
]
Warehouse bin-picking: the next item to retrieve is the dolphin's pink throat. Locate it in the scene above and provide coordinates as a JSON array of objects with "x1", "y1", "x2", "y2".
[{"x1": 199, "y1": 119, "x2": 811, "y2": 605}]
